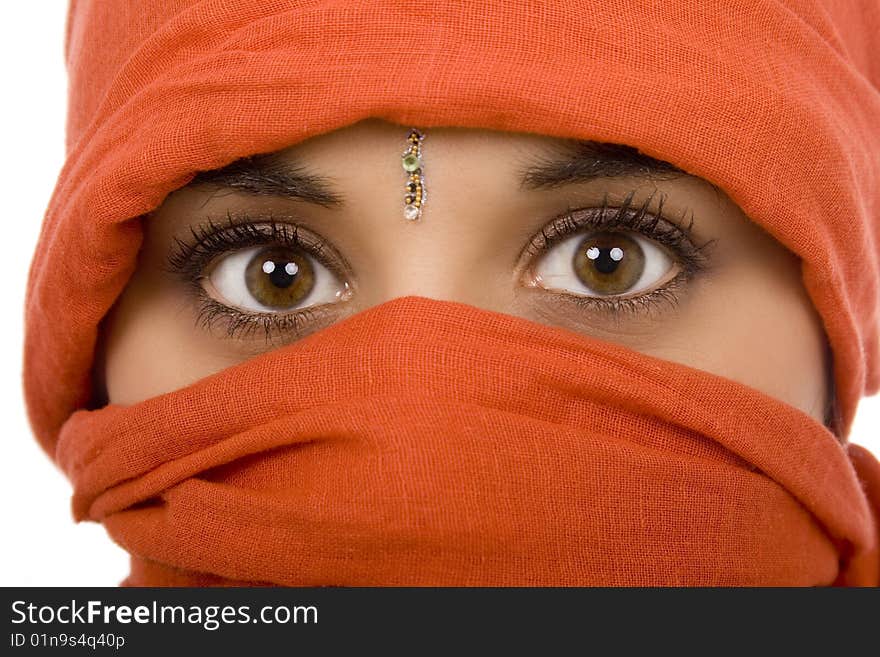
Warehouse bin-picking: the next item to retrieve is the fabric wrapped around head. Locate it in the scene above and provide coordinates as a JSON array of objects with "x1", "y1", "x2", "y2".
[{"x1": 23, "y1": 0, "x2": 880, "y2": 585}]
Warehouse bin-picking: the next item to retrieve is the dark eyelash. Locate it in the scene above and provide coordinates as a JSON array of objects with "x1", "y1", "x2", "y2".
[
  {"x1": 166, "y1": 192, "x2": 715, "y2": 341},
  {"x1": 521, "y1": 189, "x2": 717, "y2": 318},
  {"x1": 164, "y1": 210, "x2": 349, "y2": 342},
  {"x1": 189, "y1": 294, "x2": 335, "y2": 343},
  {"x1": 165, "y1": 210, "x2": 348, "y2": 282}
]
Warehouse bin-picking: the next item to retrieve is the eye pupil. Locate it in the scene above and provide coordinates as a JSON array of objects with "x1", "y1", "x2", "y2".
[
  {"x1": 573, "y1": 232, "x2": 645, "y2": 295},
  {"x1": 260, "y1": 258, "x2": 299, "y2": 287},
  {"x1": 245, "y1": 246, "x2": 314, "y2": 308},
  {"x1": 585, "y1": 245, "x2": 626, "y2": 273}
]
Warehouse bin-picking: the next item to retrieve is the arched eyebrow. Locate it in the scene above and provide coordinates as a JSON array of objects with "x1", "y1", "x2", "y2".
[
  {"x1": 187, "y1": 140, "x2": 686, "y2": 207},
  {"x1": 516, "y1": 140, "x2": 687, "y2": 191},
  {"x1": 188, "y1": 151, "x2": 345, "y2": 208}
]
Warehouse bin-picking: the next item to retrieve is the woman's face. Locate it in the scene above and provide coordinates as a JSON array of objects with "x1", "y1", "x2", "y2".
[{"x1": 94, "y1": 118, "x2": 831, "y2": 425}]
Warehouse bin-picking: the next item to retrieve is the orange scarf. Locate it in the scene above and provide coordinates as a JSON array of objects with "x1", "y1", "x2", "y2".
[
  {"x1": 24, "y1": 0, "x2": 880, "y2": 585},
  {"x1": 56, "y1": 296, "x2": 880, "y2": 585}
]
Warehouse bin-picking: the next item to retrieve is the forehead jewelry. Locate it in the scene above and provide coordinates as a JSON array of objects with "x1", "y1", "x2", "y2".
[{"x1": 402, "y1": 128, "x2": 427, "y2": 221}]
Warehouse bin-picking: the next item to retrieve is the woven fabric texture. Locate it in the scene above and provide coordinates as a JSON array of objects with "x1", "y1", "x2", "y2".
[
  {"x1": 21, "y1": 0, "x2": 880, "y2": 585},
  {"x1": 55, "y1": 296, "x2": 880, "y2": 585}
]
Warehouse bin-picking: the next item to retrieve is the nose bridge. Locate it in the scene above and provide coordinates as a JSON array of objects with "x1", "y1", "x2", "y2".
[
  {"x1": 347, "y1": 179, "x2": 520, "y2": 310},
  {"x1": 337, "y1": 120, "x2": 517, "y2": 310},
  {"x1": 365, "y1": 223, "x2": 481, "y2": 304}
]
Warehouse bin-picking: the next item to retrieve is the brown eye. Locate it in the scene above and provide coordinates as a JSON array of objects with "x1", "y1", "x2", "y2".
[
  {"x1": 244, "y1": 246, "x2": 314, "y2": 309},
  {"x1": 532, "y1": 229, "x2": 677, "y2": 298},
  {"x1": 572, "y1": 231, "x2": 645, "y2": 295},
  {"x1": 204, "y1": 244, "x2": 348, "y2": 313}
]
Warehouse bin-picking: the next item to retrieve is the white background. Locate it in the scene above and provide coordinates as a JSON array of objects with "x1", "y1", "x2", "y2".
[{"x1": 2, "y1": 4, "x2": 878, "y2": 586}]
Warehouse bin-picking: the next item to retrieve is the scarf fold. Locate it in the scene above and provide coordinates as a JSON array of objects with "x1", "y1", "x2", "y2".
[{"x1": 55, "y1": 296, "x2": 880, "y2": 586}]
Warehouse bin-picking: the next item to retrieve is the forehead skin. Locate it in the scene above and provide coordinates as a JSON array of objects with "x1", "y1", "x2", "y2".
[{"x1": 94, "y1": 119, "x2": 831, "y2": 427}]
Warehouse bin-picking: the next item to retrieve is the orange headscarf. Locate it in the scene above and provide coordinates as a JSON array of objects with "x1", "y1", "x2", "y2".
[{"x1": 24, "y1": 0, "x2": 880, "y2": 585}]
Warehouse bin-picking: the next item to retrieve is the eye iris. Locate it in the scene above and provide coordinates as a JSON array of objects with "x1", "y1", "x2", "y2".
[
  {"x1": 572, "y1": 231, "x2": 645, "y2": 295},
  {"x1": 244, "y1": 246, "x2": 314, "y2": 308}
]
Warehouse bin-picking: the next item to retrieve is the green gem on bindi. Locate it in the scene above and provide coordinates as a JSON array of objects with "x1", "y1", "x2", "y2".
[{"x1": 402, "y1": 152, "x2": 421, "y2": 172}]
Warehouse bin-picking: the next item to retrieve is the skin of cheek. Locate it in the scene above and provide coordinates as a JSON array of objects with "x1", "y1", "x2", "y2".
[
  {"x1": 643, "y1": 239, "x2": 830, "y2": 423},
  {"x1": 95, "y1": 259, "x2": 248, "y2": 406},
  {"x1": 628, "y1": 199, "x2": 830, "y2": 424}
]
